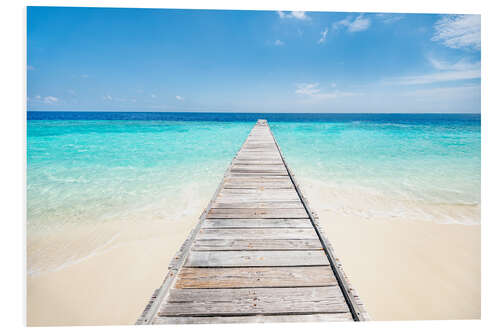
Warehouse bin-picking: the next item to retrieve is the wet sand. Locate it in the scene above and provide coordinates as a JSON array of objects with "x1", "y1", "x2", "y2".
[{"x1": 27, "y1": 179, "x2": 480, "y2": 325}]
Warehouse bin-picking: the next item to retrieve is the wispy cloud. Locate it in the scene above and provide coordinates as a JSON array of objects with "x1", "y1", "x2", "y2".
[
  {"x1": 274, "y1": 39, "x2": 285, "y2": 46},
  {"x1": 103, "y1": 94, "x2": 113, "y2": 101},
  {"x1": 318, "y1": 28, "x2": 328, "y2": 44},
  {"x1": 375, "y1": 13, "x2": 404, "y2": 24},
  {"x1": 176, "y1": 95, "x2": 184, "y2": 101},
  {"x1": 295, "y1": 83, "x2": 321, "y2": 96},
  {"x1": 383, "y1": 57, "x2": 480, "y2": 85},
  {"x1": 295, "y1": 82, "x2": 359, "y2": 101},
  {"x1": 333, "y1": 14, "x2": 371, "y2": 32},
  {"x1": 43, "y1": 96, "x2": 59, "y2": 104},
  {"x1": 277, "y1": 11, "x2": 310, "y2": 21},
  {"x1": 431, "y1": 14, "x2": 480, "y2": 50}
]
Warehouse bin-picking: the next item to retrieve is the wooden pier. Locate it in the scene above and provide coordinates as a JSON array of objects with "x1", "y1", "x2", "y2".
[{"x1": 137, "y1": 119, "x2": 368, "y2": 324}]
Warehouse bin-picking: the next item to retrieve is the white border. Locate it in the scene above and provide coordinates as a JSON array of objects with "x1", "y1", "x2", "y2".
[{"x1": 2, "y1": 1, "x2": 499, "y2": 332}]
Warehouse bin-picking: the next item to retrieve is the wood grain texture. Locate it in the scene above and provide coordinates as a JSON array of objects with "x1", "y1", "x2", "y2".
[
  {"x1": 185, "y1": 250, "x2": 329, "y2": 267},
  {"x1": 153, "y1": 313, "x2": 353, "y2": 324},
  {"x1": 192, "y1": 239, "x2": 323, "y2": 251},
  {"x1": 159, "y1": 287, "x2": 349, "y2": 316},
  {"x1": 206, "y1": 208, "x2": 308, "y2": 219},
  {"x1": 175, "y1": 266, "x2": 338, "y2": 288},
  {"x1": 203, "y1": 218, "x2": 312, "y2": 228},
  {"x1": 212, "y1": 201, "x2": 301, "y2": 208},
  {"x1": 196, "y1": 228, "x2": 318, "y2": 240}
]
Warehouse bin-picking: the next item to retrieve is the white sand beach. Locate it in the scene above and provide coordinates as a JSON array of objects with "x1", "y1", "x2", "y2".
[{"x1": 27, "y1": 177, "x2": 480, "y2": 325}]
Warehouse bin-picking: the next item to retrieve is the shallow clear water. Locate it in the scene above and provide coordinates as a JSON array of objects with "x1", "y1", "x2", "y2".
[
  {"x1": 271, "y1": 119, "x2": 480, "y2": 205},
  {"x1": 27, "y1": 112, "x2": 481, "y2": 274}
]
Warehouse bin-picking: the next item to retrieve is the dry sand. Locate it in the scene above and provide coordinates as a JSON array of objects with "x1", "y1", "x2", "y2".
[
  {"x1": 27, "y1": 179, "x2": 480, "y2": 325},
  {"x1": 300, "y1": 178, "x2": 481, "y2": 321}
]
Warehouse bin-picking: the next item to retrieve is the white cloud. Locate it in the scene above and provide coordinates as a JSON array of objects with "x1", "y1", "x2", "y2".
[
  {"x1": 295, "y1": 82, "x2": 359, "y2": 101},
  {"x1": 176, "y1": 95, "x2": 184, "y2": 101},
  {"x1": 274, "y1": 39, "x2": 285, "y2": 46},
  {"x1": 103, "y1": 94, "x2": 113, "y2": 101},
  {"x1": 428, "y1": 57, "x2": 480, "y2": 71},
  {"x1": 295, "y1": 83, "x2": 321, "y2": 96},
  {"x1": 384, "y1": 58, "x2": 480, "y2": 85},
  {"x1": 431, "y1": 14, "x2": 480, "y2": 50},
  {"x1": 277, "y1": 11, "x2": 310, "y2": 20},
  {"x1": 318, "y1": 28, "x2": 328, "y2": 44},
  {"x1": 333, "y1": 14, "x2": 371, "y2": 32},
  {"x1": 375, "y1": 13, "x2": 404, "y2": 24},
  {"x1": 43, "y1": 96, "x2": 59, "y2": 104}
]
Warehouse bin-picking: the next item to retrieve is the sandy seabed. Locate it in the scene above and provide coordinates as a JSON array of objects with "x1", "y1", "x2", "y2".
[{"x1": 27, "y1": 179, "x2": 480, "y2": 325}]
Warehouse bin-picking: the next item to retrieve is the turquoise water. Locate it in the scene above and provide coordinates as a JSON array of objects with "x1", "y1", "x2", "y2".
[
  {"x1": 27, "y1": 112, "x2": 480, "y2": 274},
  {"x1": 271, "y1": 120, "x2": 481, "y2": 205},
  {"x1": 27, "y1": 120, "x2": 253, "y2": 230}
]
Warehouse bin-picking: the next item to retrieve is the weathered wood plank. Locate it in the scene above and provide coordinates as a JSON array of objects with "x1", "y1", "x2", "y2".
[
  {"x1": 220, "y1": 188, "x2": 298, "y2": 194},
  {"x1": 206, "y1": 208, "x2": 308, "y2": 219},
  {"x1": 232, "y1": 165, "x2": 286, "y2": 170},
  {"x1": 174, "y1": 266, "x2": 338, "y2": 289},
  {"x1": 159, "y1": 287, "x2": 349, "y2": 317},
  {"x1": 224, "y1": 173, "x2": 289, "y2": 178},
  {"x1": 223, "y1": 183, "x2": 294, "y2": 189},
  {"x1": 192, "y1": 239, "x2": 323, "y2": 251},
  {"x1": 203, "y1": 218, "x2": 312, "y2": 228},
  {"x1": 153, "y1": 313, "x2": 353, "y2": 324},
  {"x1": 212, "y1": 201, "x2": 302, "y2": 208},
  {"x1": 196, "y1": 228, "x2": 317, "y2": 240},
  {"x1": 184, "y1": 250, "x2": 329, "y2": 267}
]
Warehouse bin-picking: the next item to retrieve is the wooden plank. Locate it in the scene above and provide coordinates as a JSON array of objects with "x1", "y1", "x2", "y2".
[
  {"x1": 206, "y1": 208, "x2": 308, "y2": 219},
  {"x1": 220, "y1": 188, "x2": 298, "y2": 194},
  {"x1": 224, "y1": 182, "x2": 293, "y2": 189},
  {"x1": 232, "y1": 161, "x2": 284, "y2": 165},
  {"x1": 224, "y1": 178, "x2": 293, "y2": 183},
  {"x1": 184, "y1": 250, "x2": 329, "y2": 267},
  {"x1": 174, "y1": 266, "x2": 338, "y2": 289},
  {"x1": 224, "y1": 173, "x2": 289, "y2": 178},
  {"x1": 203, "y1": 218, "x2": 312, "y2": 228},
  {"x1": 232, "y1": 165, "x2": 285, "y2": 170},
  {"x1": 216, "y1": 196, "x2": 300, "y2": 202},
  {"x1": 196, "y1": 228, "x2": 317, "y2": 240},
  {"x1": 212, "y1": 201, "x2": 302, "y2": 208},
  {"x1": 230, "y1": 170, "x2": 288, "y2": 175},
  {"x1": 192, "y1": 239, "x2": 323, "y2": 251},
  {"x1": 154, "y1": 313, "x2": 353, "y2": 324},
  {"x1": 159, "y1": 287, "x2": 349, "y2": 317}
]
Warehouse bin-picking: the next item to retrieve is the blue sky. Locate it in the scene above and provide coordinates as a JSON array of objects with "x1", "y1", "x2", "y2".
[{"x1": 27, "y1": 7, "x2": 481, "y2": 113}]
